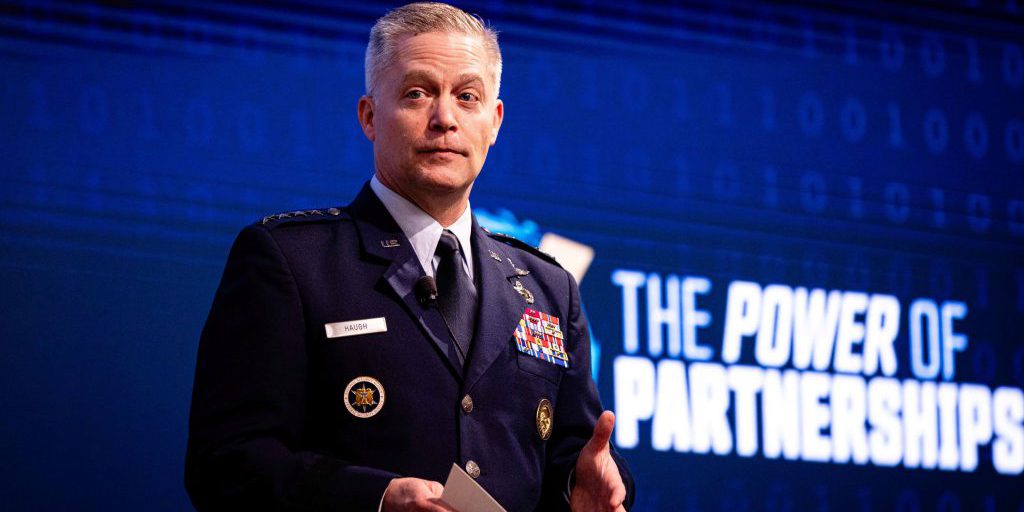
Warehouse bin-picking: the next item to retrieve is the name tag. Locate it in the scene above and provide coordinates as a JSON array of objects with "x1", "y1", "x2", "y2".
[{"x1": 325, "y1": 317, "x2": 387, "y2": 338}]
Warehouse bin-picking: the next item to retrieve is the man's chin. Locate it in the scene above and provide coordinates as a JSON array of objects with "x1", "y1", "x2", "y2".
[{"x1": 412, "y1": 167, "x2": 477, "y2": 194}]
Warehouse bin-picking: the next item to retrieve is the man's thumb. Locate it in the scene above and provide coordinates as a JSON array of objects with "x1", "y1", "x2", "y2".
[{"x1": 588, "y1": 410, "x2": 615, "y2": 450}]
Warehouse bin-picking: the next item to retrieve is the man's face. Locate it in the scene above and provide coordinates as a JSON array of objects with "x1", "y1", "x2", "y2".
[{"x1": 359, "y1": 31, "x2": 504, "y2": 199}]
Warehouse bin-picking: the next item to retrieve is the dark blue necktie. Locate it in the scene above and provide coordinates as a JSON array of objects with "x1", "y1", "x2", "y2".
[{"x1": 435, "y1": 230, "x2": 477, "y2": 365}]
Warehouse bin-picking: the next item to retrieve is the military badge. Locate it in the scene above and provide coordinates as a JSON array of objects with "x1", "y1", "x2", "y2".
[
  {"x1": 536, "y1": 398, "x2": 553, "y2": 440},
  {"x1": 514, "y1": 308, "x2": 569, "y2": 368},
  {"x1": 507, "y1": 257, "x2": 529, "y2": 277},
  {"x1": 343, "y1": 376, "x2": 385, "y2": 418},
  {"x1": 512, "y1": 279, "x2": 534, "y2": 304}
]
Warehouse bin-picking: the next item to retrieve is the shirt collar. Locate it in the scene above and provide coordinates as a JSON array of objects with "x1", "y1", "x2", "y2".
[{"x1": 369, "y1": 175, "x2": 474, "y2": 279}]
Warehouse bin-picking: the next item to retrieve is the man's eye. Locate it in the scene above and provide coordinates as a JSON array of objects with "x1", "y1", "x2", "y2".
[
  {"x1": 406, "y1": 90, "x2": 424, "y2": 99},
  {"x1": 458, "y1": 92, "x2": 478, "y2": 102}
]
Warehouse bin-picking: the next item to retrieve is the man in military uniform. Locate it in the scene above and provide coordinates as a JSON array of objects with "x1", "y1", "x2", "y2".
[{"x1": 185, "y1": 3, "x2": 634, "y2": 511}]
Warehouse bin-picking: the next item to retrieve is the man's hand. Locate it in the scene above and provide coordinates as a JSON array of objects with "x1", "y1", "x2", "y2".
[
  {"x1": 381, "y1": 477, "x2": 454, "y2": 512},
  {"x1": 570, "y1": 411, "x2": 627, "y2": 512}
]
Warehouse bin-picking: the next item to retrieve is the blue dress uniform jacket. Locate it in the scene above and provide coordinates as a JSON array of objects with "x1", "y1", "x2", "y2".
[{"x1": 185, "y1": 183, "x2": 634, "y2": 511}]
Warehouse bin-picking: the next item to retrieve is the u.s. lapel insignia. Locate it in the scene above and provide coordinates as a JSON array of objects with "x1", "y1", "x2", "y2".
[
  {"x1": 536, "y1": 398, "x2": 553, "y2": 440},
  {"x1": 380, "y1": 239, "x2": 400, "y2": 248},
  {"x1": 488, "y1": 250, "x2": 502, "y2": 262},
  {"x1": 344, "y1": 376, "x2": 385, "y2": 418},
  {"x1": 514, "y1": 308, "x2": 569, "y2": 368},
  {"x1": 512, "y1": 279, "x2": 534, "y2": 304}
]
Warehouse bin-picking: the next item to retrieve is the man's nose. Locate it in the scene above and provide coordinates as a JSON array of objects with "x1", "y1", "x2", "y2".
[{"x1": 429, "y1": 96, "x2": 458, "y2": 133}]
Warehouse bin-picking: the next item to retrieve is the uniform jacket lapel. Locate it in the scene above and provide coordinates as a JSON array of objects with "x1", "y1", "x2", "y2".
[
  {"x1": 464, "y1": 219, "x2": 527, "y2": 392},
  {"x1": 347, "y1": 183, "x2": 464, "y2": 380}
]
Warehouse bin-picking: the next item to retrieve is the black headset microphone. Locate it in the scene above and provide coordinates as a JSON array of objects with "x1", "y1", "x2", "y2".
[{"x1": 415, "y1": 276, "x2": 438, "y2": 306}]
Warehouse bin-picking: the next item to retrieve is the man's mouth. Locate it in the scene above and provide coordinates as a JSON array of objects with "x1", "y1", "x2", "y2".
[{"x1": 418, "y1": 147, "x2": 466, "y2": 156}]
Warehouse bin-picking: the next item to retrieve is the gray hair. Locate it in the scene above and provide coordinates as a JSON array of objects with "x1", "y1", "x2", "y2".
[{"x1": 364, "y1": 2, "x2": 502, "y2": 98}]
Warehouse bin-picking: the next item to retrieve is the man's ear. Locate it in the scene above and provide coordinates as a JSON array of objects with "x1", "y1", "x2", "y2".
[
  {"x1": 489, "y1": 98, "x2": 504, "y2": 146},
  {"x1": 358, "y1": 95, "x2": 375, "y2": 141}
]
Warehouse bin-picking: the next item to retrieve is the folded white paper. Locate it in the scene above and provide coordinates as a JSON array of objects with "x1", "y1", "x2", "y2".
[{"x1": 439, "y1": 463, "x2": 507, "y2": 512}]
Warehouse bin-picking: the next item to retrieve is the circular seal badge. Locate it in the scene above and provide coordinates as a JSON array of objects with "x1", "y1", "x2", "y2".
[
  {"x1": 536, "y1": 398, "x2": 553, "y2": 440},
  {"x1": 344, "y1": 376, "x2": 385, "y2": 419}
]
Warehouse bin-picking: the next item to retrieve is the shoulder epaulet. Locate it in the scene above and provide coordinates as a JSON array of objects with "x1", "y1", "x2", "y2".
[
  {"x1": 484, "y1": 228, "x2": 561, "y2": 268},
  {"x1": 260, "y1": 206, "x2": 349, "y2": 227}
]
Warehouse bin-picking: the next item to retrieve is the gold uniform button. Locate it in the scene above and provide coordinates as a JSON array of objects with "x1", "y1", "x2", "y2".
[
  {"x1": 465, "y1": 460, "x2": 481, "y2": 479},
  {"x1": 461, "y1": 394, "x2": 474, "y2": 413}
]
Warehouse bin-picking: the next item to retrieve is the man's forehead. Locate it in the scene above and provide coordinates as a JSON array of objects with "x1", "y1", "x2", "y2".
[
  {"x1": 384, "y1": 31, "x2": 496, "y2": 91},
  {"x1": 391, "y1": 31, "x2": 491, "y2": 67}
]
